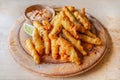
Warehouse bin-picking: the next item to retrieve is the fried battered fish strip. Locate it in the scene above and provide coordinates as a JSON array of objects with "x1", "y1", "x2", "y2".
[
  {"x1": 74, "y1": 8, "x2": 91, "y2": 30},
  {"x1": 85, "y1": 31, "x2": 97, "y2": 38},
  {"x1": 25, "y1": 39, "x2": 40, "y2": 64},
  {"x1": 33, "y1": 21, "x2": 50, "y2": 54},
  {"x1": 43, "y1": 31, "x2": 51, "y2": 54},
  {"x1": 79, "y1": 33, "x2": 101, "y2": 45},
  {"x1": 63, "y1": 6, "x2": 85, "y2": 33},
  {"x1": 62, "y1": 29, "x2": 87, "y2": 56},
  {"x1": 81, "y1": 8, "x2": 85, "y2": 16},
  {"x1": 63, "y1": 6, "x2": 78, "y2": 24},
  {"x1": 68, "y1": 6, "x2": 75, "y2": 12},
  {"x1": 49, "y1": 12, "x2": 63, "y2": 36},
  {"x1": 74, "y1": 11, "x2": 97, "y2": 38},
  {"x1": 55, "y1": 6, "x2": 75, "y2": 13},
  {"x1": 32, "y1": 28, "x2": 44, "y2": 55},
  {"x1": 61, "y1": 16, "x2": 79, "y2": 39},
  {"x1": 57, "y1": 37, "x2": 81, "y2": 65},
  {"x1": 42, "y1": 20, "x2": 52, "y2": 30},
  {"x1": 49, "y1": 12, "x2": 63, "y2": 59},
  {"x1": 50, "y1": 12, "x2": 61, "y2": 25},
  {"x1": 49, "y1": 35, "x2": 59, "y2": 59}
]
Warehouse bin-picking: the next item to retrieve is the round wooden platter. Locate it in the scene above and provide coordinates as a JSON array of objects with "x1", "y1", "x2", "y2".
[{"x1": 8, "y1": 14, "x2": 111, "y2": 77}]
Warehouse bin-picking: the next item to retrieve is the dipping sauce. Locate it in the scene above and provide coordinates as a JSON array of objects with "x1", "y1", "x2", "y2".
[{"x1": 27, "y1": 8, "x2": 53, "y2": 21}]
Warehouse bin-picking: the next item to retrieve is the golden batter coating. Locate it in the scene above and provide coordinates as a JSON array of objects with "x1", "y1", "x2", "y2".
[
  {"x1": 63, "y1": 7, "x2": 85, "y2": 33},
  {"x1": 57, "y1": 37, "x2": 81, "y2": 65},
  {"x1": 32, "y1": 28, "x2": 44, "y2": 55},
  {"x1": 61, "y1": 16, "x2": 79, "y2": 39},
  {"x1": 49, "y1": 12, "x2": 63, "y2": 36},
  {"x1": 24, "y1": 6, "x2": 102, "y2": 65},
  {"x1": 25, "y1": 39, "x2": 40, "y2": 64},
  {"x1": 49, "y1": 35, "x2": 59, "y2": 60},
  {"x1": 33, "y1": 21, "x2": 50, "y2": 54},
  {"x1": 74, "y1": 8, "x2": 91, "y2": 30},
  {"x1": 79, "y1": 33, "x2": 101, "y2": 45},
  {"x1": 62, "y1": 29, "x2": 87, "y2": 56}
]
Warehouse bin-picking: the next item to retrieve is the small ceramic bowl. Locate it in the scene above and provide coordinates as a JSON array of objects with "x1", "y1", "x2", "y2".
[{"x1": 24, "y1": 4, "x2": 55, "y2": 22}]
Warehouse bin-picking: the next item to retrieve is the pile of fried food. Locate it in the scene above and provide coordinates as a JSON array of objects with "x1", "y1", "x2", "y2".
[{"x1": 25, "y1": 6, "x2": 101, "y2": 65}]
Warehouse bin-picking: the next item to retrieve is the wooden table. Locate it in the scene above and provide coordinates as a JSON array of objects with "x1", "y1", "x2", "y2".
[{"x1": 0, "y1": 0, "x2": 120, "y2": 80}]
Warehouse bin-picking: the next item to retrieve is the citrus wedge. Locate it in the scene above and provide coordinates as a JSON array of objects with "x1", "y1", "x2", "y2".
[{"x1": 23, "y1": 23, "x2": 34, "y2": 36}]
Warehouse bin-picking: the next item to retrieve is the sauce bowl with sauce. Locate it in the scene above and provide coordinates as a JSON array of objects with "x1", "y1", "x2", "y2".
[{"x1": 24, "y1": 4, "x2": 55, "y2": 22}]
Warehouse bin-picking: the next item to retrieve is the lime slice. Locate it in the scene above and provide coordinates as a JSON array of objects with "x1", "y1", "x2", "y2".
[{"x1": 23, "y1": 23, "x2": 34, "y2": 36}]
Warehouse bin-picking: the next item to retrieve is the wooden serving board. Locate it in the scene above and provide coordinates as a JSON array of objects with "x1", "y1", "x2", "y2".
[{"x1": 8, "y1": 14, "x2": 111, "y2": 77}]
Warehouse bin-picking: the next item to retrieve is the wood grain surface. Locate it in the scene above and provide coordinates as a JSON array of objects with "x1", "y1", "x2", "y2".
[{"x1": 8, "y1": 14, "x2": 112, "y2": 77}]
